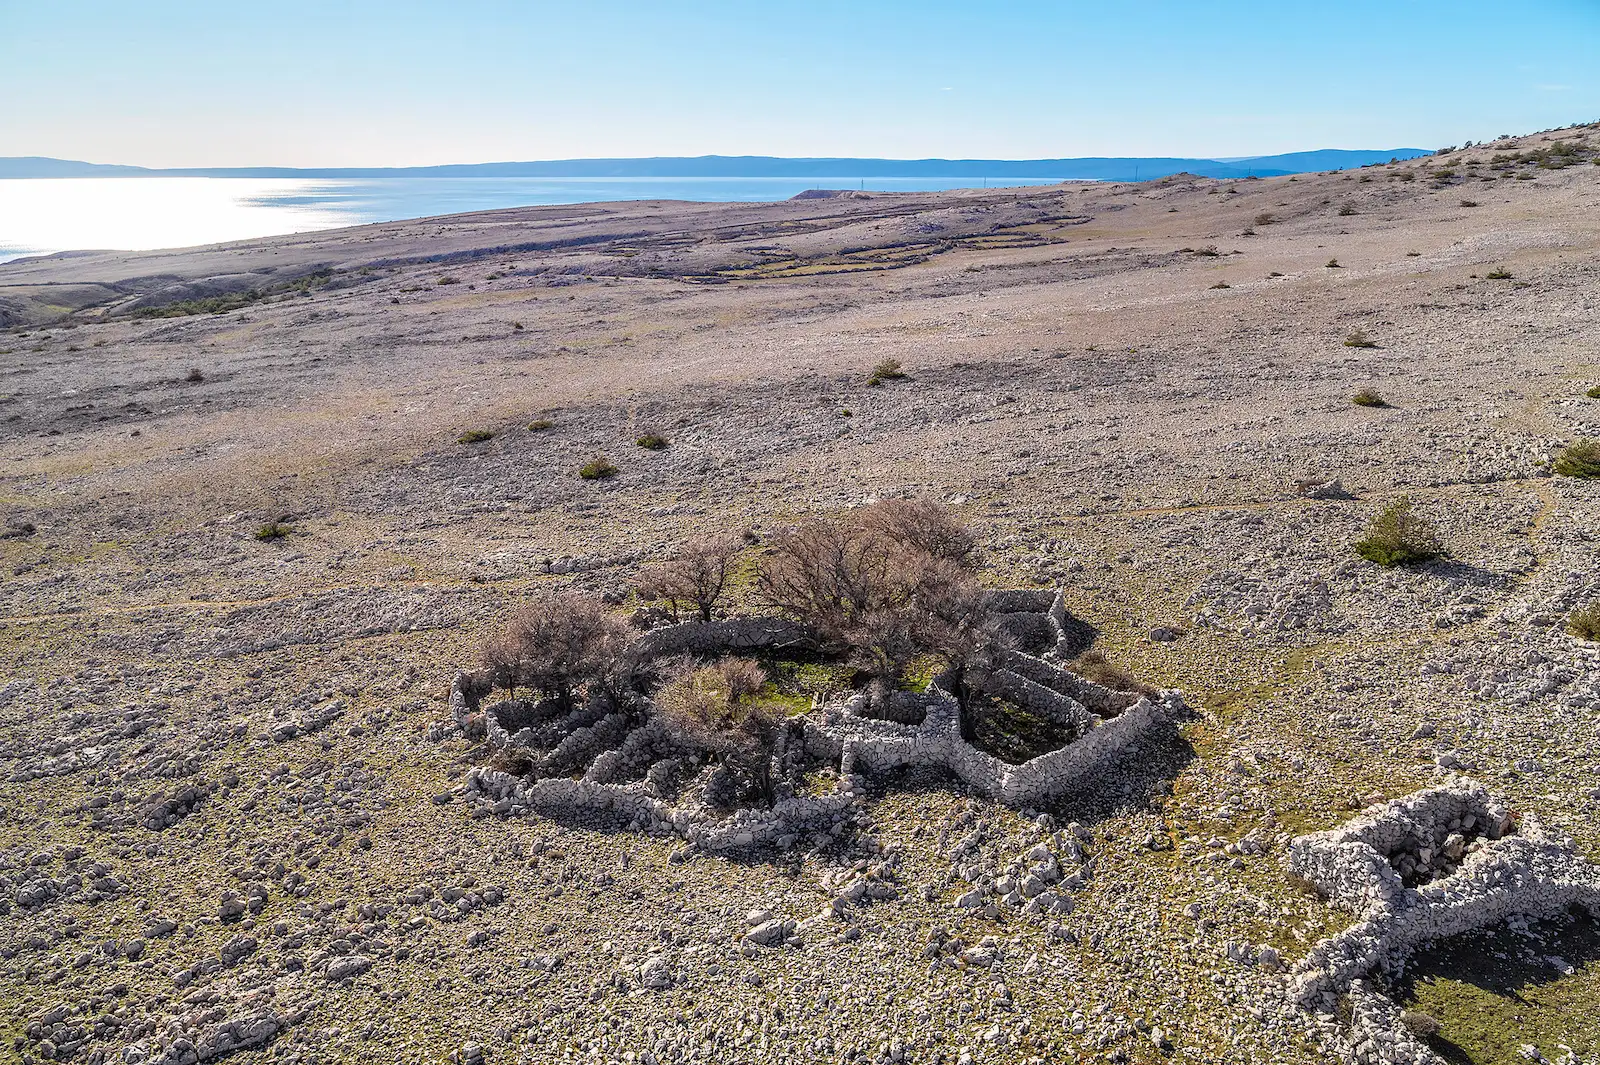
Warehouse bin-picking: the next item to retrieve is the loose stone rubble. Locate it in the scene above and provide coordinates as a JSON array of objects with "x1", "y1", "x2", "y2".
[{"x1": 1286, "y1": 782, "x2": 1600, "y2": 1064}]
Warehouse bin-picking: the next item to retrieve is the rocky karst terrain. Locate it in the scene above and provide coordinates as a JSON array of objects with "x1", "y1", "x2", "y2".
[{"x1": 2, "y1": 125, "x2": 1600, "y2": 1064}]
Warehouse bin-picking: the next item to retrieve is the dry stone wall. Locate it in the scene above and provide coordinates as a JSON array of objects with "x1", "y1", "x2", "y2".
[
  {"x1": 1285, "y1": 781, "x2": 1600, "y2": 1065},
  {"x1": 448, "y1": 589, "x2": 1184, "y2": 852}
]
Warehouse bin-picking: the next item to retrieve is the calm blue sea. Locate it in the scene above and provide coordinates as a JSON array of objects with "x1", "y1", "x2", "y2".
[{"x1": 0, "y1": 175, "x2": 1073, "y2": 264}]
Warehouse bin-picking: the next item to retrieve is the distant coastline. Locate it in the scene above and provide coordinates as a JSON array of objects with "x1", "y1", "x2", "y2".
[
  {"x1": 0, "y1": 148, "x2": 1430, "y2": 184},
  {"x1": 0, "y1": 147, "x2": 1435, "y2": 262}
]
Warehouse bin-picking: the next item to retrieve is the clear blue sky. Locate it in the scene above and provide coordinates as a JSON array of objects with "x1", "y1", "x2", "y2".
[{"x1": 2, "y1": 0, "x2": 1596, "y2": 167}]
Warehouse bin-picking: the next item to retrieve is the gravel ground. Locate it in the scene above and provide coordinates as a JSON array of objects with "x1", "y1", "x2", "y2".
[{"x1": 2, "y1": 125, "x2": 1599, "y2": 1065}]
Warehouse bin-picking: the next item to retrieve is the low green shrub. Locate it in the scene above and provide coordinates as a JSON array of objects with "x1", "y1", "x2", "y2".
[
  {"x1": 1485, "y1": 268, "x2": 1514, "y2": 280},
  {"x1": 457, "y1": 429, "x2": 495, "y2": 444},
  {"x1": 526, "y1": 418, "x2": 555, "y2": 431},
  {"x1": 1586, "y1": 386, "x2": 1600, "y2": 399},
  {"x1": 867, "y1": 358, "x2": 907, "y2": 386},
  {"x1": 635, "y1": 432, "x2": 669, "y2": 450},
  {"x1": 1354, "y1": 496, "x2": 1444, "y2": 567},
  {"x1": 1568, "y1": 600, "x2": 1600, "y2": 641},
  {"x1": 1553, "y1": 438, "x2": 1600, "y2": 479},
  {"x1": 1344, "y1": 330, "x2": 1378, "y2": 348},
  {"x1": 580, "y1": 455, "x2": 619, "y2": 480},
  {"x1": 1352, "y1": 387, "x2": 1387, "y2": 407},
  {"x1": 255, "y1": 521, "x2": 293, "y2": 542}
]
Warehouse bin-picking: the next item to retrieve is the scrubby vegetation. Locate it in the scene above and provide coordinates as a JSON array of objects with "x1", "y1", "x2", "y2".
[
  {"x1": 1568, "y1": 601, "x2": 1600, "y2": 642},
  {"x1": 1069, "y1": 650, "x2": 1155, "y2": 696},
  {"x1": 457, "y1": 429, "x2": 495, "y2": 444},
  {"x1": 1343, "y1": 330, "x2": 1377, "y2": 348},
  {"x1": 482, "y1": 589, "x2": 629, "y2": 711},
  {"x1": 1553, "y1": 438, "x2": 1600, "y2": 479},
  {"x1": 657, "y1": 658, "x2": 785, "y2": 802},
  {"x1": 635, "y1": 431, "x2": 670, "y2": 450},
  {"x1": 527, "y1": 418, "x2": 555, "y2": 431},
  {"x1": 1586, "y1": 386, "x2": 1600, "y2": 399},
  {"x1": 1354, "y1": 496, "x2": 1445, "y2": 567},
  {"x1": 579, "y1": 455, "x2": 619, "y2": 480},
  {"x1": 254, "y1": 521, "x2": 293, "y2": 542},
  {"x1": 137, "y1": 293, "x2": 264, "y2": 320},
  {"x1": 757, "y1": 498, "x2": 986, "y2": 711},
  {"x1": 866, "y1": 358, "x2": 908, "y2": 386},
  {"x1": 129, "y1": 270, "x2": 334, "y2": 318},
  {"x1": 1485, "y1": 268, "x2": 1514, "y2": 280},
  {"x1": 1351, "y1": 387, "x2": 1387, "y2": 407}
]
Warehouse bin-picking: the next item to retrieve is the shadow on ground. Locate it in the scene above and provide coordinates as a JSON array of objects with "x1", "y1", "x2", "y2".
[{"x1": 1389, "y1": 909, "x2": 1600, "y2": 1064}]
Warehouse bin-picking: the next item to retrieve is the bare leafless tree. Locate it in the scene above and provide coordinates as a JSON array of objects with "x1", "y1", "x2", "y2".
[
  {"x1": 635, "y1": 534, "x2": 742, "y2": 623},
  {"x1": 860, "y1": 496, "x2": 978, "y2": 568},
  {"x1": 494, "y1": 589, "x2": 630, "y2": 712},
  {"x1": 757, "y1": 500, "x2": 987, "y2": 711},
  {"x1": 481, "y1": 631, "x2": 522, "y2": 701}
]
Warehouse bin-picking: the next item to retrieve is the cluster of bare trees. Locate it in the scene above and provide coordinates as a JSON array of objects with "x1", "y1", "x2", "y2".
[{"x1": 479, "y1": 497, "x2": 997, "y2": 762}]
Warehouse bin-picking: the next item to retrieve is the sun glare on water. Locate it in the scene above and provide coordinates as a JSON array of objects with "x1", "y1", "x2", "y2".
[{"x1": 0, "y1": 178, "x2": 356, "y2": 262}]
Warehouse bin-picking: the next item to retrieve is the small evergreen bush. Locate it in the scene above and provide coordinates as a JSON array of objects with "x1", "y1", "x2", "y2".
[
  {"x1": 635, "y1": 432, "x2": 669, "y2": 450},
  {"x1": 579, "y1": 455, "x2": 619, "y2": 480},
  {"x1": 457, "y1": 429, "x2": 495, "y2": 444},
  {"x1": 1351, "y1": 387, "x2": 1387, "y2": 407},
  {"x1": 867, "y1": 358, "x2": 907, "y2": 386},
  {"x1": 1553, "y1": 438, "x2": 1600, "y2": 479},
  {"x1": 1354, "y1": 497, "x2": 1444, "y2": 567}
]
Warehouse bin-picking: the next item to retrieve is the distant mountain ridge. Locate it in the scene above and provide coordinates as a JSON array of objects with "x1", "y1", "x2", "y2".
[{"x1": 0, "y1": 149, "x2": 1429, "y2": 184}]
